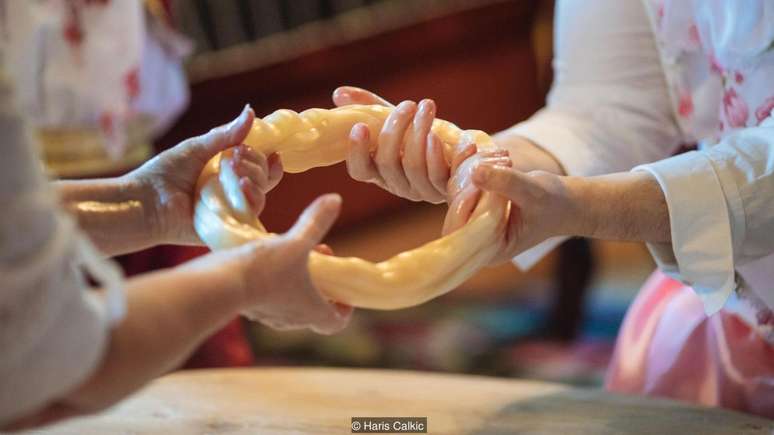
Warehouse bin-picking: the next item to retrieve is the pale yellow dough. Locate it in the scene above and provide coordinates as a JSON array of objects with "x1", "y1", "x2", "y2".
[{"x1": 194, "y1": 104, "x2": 508, "y2": 310}]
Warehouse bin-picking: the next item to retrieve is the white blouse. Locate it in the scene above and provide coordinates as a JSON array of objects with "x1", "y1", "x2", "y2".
[
  {"x1": 509, "y1": 0, "x2": 774, "y2": 317},
  {"x1": 0, "y1": 66, "x2": 125, "y2": 424},
  {"x1": 0, "y1": 1, "x2": 185, "y2": 423}
]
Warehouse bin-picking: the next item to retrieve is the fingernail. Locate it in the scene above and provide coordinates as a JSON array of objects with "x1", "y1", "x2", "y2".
[
  {"x1": 419, "y1": 99, "x2": 435, "y2": 115},
  {"x1": 236, "y1": 104, "x2": 249, "y2": 122},
  {"x1": 323, "y1": 193, "x2": 343, "y2": 207},
  {"x1": 227, "y1": 105, "x2": 250, "y2": 130},
  {"x1": 352, "y1": 123, "x2": 368, "y2": 141},
  {"x1": 397, "y1": 100, "x2": 415, "y2": 114}
]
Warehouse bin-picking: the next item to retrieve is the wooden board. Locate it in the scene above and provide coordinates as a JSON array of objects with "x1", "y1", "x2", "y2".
[{"x1": 29, "y1": 368, "x2": 773, "y2": 434}]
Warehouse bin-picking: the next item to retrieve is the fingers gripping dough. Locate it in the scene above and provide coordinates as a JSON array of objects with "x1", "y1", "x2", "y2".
[{"x1": 194, "y1": 104, "x2": 509, "y2": 310}]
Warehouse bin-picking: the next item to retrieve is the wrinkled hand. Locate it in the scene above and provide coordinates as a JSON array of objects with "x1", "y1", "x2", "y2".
[
  {"x1": 440, "y1": 141, "x2": 512, "y2": 236},
  {"x1": 217, "y1": 194, "x2": 353, "y2": 335},
  {"x1": 333, "y1": 86, "x2": 449, "y2": 203},
  {"x1": 439, "y1": 142, "x2": 575, "y2": 265},
  {"x1": 130, "y1": 105, "x2": 283, "y2": 246},
  {"x1": 470, "y1": 164, "x2": 574, "y2": 264}
]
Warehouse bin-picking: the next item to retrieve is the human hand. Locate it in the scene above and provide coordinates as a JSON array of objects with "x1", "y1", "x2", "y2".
[
  {"x1": 440, "y1": 139, "x2": 571, "y2": 265},
  {"x1": 469, "y1": 164, "x2": 578, "y2": 264},
  {"x1": 130, "y1": 105, "x2": 283, "y2": 246},
  {"x1": 440, "y1": 140, "x2": 513, "y2": 237},
  {"x1": 0, "y1": 196, "x2": 349, "y2": 433},
  {"x1": 209, "y1": 193, "x2": 353, "y2": 335},
  {"x1": 332, "y1": 86, "x2": 450, "y2": 203}
]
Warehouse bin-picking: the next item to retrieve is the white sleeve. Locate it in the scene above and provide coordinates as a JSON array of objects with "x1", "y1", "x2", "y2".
[
  {"x1": 634, "y1": 120, "x2": 774, "y2": 314},
  {"x1": 507, "y1": 0, "x2": 682, "y2": 176},
  {"x1": 511, "y1": 0, "x2": 683, "y2": 269},
  {"x1": 0, "y1": 68, "x2": 125, "y2": 424}
]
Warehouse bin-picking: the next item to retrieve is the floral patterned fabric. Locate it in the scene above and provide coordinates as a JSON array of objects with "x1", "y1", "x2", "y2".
[
  {"x1": 606, "y1": 0, "x2": 774, "y2": 418},
  {"x1": 651, "y1": 0, "x2": 774, "y2": 142},
  {"x1": 1, "y1": 0, "x2": 190, "y2": 158}
]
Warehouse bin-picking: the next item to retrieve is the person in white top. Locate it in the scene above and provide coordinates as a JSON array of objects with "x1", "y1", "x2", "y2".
[
  {"x1": 334, "y1": 0, "x2": 774, "y2": 418},
  {"x1": 0, "y1": 21, "x2": 353, "y2": 435}
]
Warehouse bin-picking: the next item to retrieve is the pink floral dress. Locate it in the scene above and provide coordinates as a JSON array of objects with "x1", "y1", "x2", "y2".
[{"x1": 605, "y1": 0, "x2": 774, "y2": 418}]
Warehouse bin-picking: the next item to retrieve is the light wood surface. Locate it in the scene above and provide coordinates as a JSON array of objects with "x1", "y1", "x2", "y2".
[{"x1": 29, "y1": 368, "x2": 773, "y2": 434}]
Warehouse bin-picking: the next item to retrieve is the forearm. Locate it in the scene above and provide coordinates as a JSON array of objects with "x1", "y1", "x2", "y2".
[
  {"x1": 55, "y1": 176, "x2": 159, "y2": 256},
  {"x1": 62, "y1": 256, "x2": 244, "y2": 412},
  {"x1": 566, "y1": 171, "x2": 671, "y2": 243},
  {"x1": 492, "y1": 131, "x2": 566, "y2": 175}
]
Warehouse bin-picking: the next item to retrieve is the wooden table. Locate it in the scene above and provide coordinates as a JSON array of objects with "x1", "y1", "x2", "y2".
[{"x1": 30, "y1": 368, "x2": 773, "y2": 434}]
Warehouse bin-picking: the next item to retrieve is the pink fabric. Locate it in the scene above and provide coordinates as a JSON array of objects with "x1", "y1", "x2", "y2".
[{"x1": 606, "y1": 271, "x2": 774, "y2": 418}]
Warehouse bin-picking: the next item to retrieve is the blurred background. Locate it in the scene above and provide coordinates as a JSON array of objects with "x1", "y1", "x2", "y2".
[{"x1": 48, "y1": 0, "x2": 656, "y2": 387}]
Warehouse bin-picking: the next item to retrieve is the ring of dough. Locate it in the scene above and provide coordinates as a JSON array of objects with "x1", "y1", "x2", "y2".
[{"x1": 194, "y1": 105, "x2": 509, "y2": 310}]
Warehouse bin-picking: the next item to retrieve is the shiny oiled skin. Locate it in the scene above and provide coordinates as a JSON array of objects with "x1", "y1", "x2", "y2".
[{"x1": 193, "y1": 105, "x2": 509, "y2": 309}]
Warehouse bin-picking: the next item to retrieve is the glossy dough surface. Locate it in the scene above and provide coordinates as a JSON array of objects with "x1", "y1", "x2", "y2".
[{"x1": 194, "y1": 104, "x2": 508, "y2": 309}]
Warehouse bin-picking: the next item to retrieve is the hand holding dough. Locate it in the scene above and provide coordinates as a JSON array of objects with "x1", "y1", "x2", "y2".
[{"x1": 194, "y1": 104, "x2": 509, "y2": 310}]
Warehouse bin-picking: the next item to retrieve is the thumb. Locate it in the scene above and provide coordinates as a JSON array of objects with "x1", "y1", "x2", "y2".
[
  {"x1": 191, "y1": 104, "x2": 255, "y2": 158},
  {"x1": 287, "y1": 194, "x2": 342, "y2": 248},
  {"x1": 472, "y1": 165, "x2": 535, "y2": 203},
  {"x1": 332, "y1": 86, "x2": 394, "y2": 107}
]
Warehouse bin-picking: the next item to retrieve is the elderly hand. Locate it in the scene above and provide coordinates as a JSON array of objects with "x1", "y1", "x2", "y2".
[
  {"x1": 469, "y1": 165, "x2": 577, "y2": 264},
  {"x1": 130, "y1": 105, "x2": 283, "y2": 246},
  {"x1": 450, "y1": 162, "x2": 670, "y2": 264},
  {"x1": 201, "y1": 193, "x2": 353, "y2": 335}
]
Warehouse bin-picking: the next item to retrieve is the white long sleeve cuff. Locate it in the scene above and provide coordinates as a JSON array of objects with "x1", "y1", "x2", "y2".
[{"x1": 634, "y1": 151, "x2": 737, "y2": 314}]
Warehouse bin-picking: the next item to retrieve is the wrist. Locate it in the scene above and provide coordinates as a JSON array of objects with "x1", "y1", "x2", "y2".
[
  {"x1": 121, "y1": 170, "x2": 168, "y2": 246},
  {"x1": 559, "y1": 175, "x2": 601, "y2": 238},
  {"x1": 561, "y1": 172, "x2": 671, "y2": 242},
  {"x1": 56, "y1": 175, "x2": 162, "y2": 254},
  {"x1": 178, "y1": 247, "x2": 251, "y2": 309}
]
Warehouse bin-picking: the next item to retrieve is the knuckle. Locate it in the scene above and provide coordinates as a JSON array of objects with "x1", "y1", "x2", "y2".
[
  {"x1": 347, "y1": 165, "x2": 369, "y2": 182},
  {"x1": 401, "y1": 156, "x2": 423, "y2": 173},
  {"x1": 430, "y1": 173, "x2": 448, "y2": 187},
  {"x1": 350, "y1": 173, "x2": 367, "y2": 182},
  {"x1": 374, "y1": 153, "x2": 398, "y2": 168},
  {"x1": 405, "y1": 190, "x2": 423, "y2": 202}
]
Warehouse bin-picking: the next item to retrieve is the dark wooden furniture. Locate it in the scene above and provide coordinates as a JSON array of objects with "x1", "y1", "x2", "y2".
[
  {"x1": 159, "y1": 0, "x2": 542, "y2": 231},
  {"x1": 151, "y1": 0, "x2": 595, "y2": 351}
]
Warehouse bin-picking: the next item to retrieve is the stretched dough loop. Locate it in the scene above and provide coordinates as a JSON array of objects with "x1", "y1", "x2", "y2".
[{"x1": 194, "y1": 104, "x2": 509, "y2": 310}]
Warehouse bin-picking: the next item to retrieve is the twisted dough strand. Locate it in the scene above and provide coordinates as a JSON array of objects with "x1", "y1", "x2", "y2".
[{"x1": 194, "y1": 104, "x2": 508, "y2": 310}]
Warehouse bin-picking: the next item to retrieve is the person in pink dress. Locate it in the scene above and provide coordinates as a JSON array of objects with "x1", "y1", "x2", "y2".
[{"x1": 333, "y1": 0, "x2": 774, "y2": 418}]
